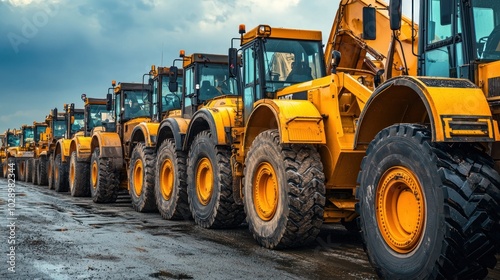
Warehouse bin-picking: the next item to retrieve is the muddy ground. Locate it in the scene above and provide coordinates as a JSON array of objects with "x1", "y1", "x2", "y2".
[{"x1": 0, "y1": 178, "x2": 499, "y2": 280}]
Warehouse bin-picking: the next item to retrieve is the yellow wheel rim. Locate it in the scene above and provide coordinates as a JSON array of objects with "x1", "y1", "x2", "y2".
[
  {"x1": 54, "y1": 161, "x2": 58, "y2": 181},
  {"x1": 376, "y1": 166, "x2": 425, "y2": 254},
  {"x1": 69, "y1": 161, "x2": 75, "y2": 186},
  {"x1": 196, "y1": 158, "x2": 213, "y2": 206},
  {"x1": 253, "y1": 162, "x2": 278, "y2": 221},
  {"x1": 133, "y1": 159, "x2": 144, "y2": 196},
  {"x1": 160, "y1": 159, "x2": 174, "y2": 200},
  {"x1": 91, "y1": 161, "x2": 98, "y2": 189}
]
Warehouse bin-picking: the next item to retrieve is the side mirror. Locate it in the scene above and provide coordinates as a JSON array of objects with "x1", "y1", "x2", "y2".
[
  {"x1": 169, "y1": 66, "x2": 178, "y2": 82},
  {"x1": 228, "y1": 48, "x2": 238, "y2": 77},
  {"x1": 362, "y1": 7, "x2": 376, "y2": 40},
  {"x1": 389, "y1": 0, "x2": 402, "y2": 30},
  {"x1": 168, "y1": 66, "x2": 179, "y2": 93},
  {"x1": 106, "y1": 93, "x2": 112, "y2": 111},
  {"x1": 331, "y1": 50, "x2": 341, "y2": 74}
]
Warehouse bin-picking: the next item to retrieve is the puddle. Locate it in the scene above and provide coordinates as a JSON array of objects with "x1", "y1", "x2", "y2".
[
  {"x1": 149, "y1": 270, "x2": 193, "y2": 279},
  {"x1": 85, "y1": 253, "x2": 121, "y2": 262}
]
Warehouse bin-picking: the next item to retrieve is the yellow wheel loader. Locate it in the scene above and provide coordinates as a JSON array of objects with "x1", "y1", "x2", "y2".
[
  {"x1": 0, "y1": 133, "x2": 6, "y2": 178},
  {"x1": 221, "y1": 0, "x2": 500, "y2": 278},
  {"x1": 25, "y1": 121, "x2": 48, "y2": 184},
  {"x1": 90, "y1": 80, "x2": 157, "y2": 210},
  {"x1": 51, "y1": 103, "x2": 85, "y2": 192},
  {"x1": 90, "y1": 65, "x2": 184, "y2": 212},
  {"x1": 9, "y1": 125, "x2": 37, "y2": 182},
  {"x1": 3, "y1": 129, "x2": 21, "y2": 179},
  {"x1": 68, "y1": 95, "x2": 114, "y2": 197},
  {"x1": 36, "y1": 109, "x2": 66, "y2": 187},
  {"x1": 155, "y1": 52, "x2": 241, "y2": 224}
]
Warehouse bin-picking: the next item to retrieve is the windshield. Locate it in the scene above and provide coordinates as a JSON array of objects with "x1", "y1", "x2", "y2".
[
  {"x1": 198, "y1": 63, "x2": 238, "y2": 103},
  {"x1": 88, "y1": 104, "x2": 113, "y2": 130},
  {"x1": 34, "y1": 126, "x2": 47, "y2": 143},
  {"x1": 23, "y1": 127, "x2": 34, "y2": 144},
  {"x1": 53, "y1": 120, "x2": 66, "y2": 138},
  {"x1": 7, "y1": 133, "x2": 20, "y2": 147},
  {"x1": 473, "y1": 0, "x2": 500, "y2": 59},
  {"x1": 123, "y1": 90, "x2": 151, "y2": 120},
  {"x1": 263, "y1": 38, "x2": 324, "y2": 92},
  {"x1": 71, "y1": 112, "x2": 85, "y2": 135},
  {"x1": 162, "y1": 76, "x2": 183, "y2": 112}
]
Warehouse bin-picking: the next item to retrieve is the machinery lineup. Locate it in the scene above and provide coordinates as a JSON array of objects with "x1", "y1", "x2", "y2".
[{"x1": 2, "y1": 0, "x2": 500, "y2": 278}]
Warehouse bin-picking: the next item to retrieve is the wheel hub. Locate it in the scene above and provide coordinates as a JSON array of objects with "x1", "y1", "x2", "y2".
[
  {"x1": 69, "y1": 161, "x2": 75, "y2": 187},
  {"x1": 160, "y1": 159, "x2": 174, "y2": 200},
  {"x1": 196, "y1": 158, "x2": 213, "y2": 206},
  {"x1": 91, "y1": 161, "x2": 98, "y2": 189},
  {"x1": 133, "y1": 159, "x2": 144, "y2": 196},
  {"x1": 253, "y1": 162, "x2": 278, "y2": 221},
  {"x1": 376, "y1": 166, "x2": 425, "y2": 254}
]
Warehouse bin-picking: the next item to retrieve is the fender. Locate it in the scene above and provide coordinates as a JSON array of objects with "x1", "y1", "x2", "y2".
[
  {"x1": 70, "y1": 136, "x2": 92, "y2": 162},
  {"x1": 183, "y1": 107, "x2": 238, "y2": 150},
  {"x1": 243, "y1": 99, "x2": 326, "y2": 151},
  {"x1": 54, "y1": 139, "x2": 72, "y2": 162},
  {"x1": 91, "y1": 132, "x2": 123, "y2": 158},
  {"x1": 128, "y1": 122, "x2": 159, "y2": 158},
  {"x1": 91, "y1": 131, "x2": 123, "y2": 171},
  {"x1": 157, "y1": 117, "x2": 190, "y2": 152},
  {"x1": 355, "y1": 76, "x2": 500, "y2": 147},
  {"x1": 130, "y1": 122, "x2": 159, "y2": 149}
]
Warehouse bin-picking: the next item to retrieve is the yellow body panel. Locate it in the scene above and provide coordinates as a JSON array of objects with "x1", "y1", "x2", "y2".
[
  {"x1": 71, "y1": 136, "x2": 92, "y2": 161},
  {"x1": 412, "y1": 78, "x2": 499, "y2": 141},
  {"x1": 91, "y1": 132, "x2": 122, "y2": 158},
  {"x1": 123, "y1": 117, "x2": 151, "y2": 145},
  {"x1": 173, "y1": 117, "x2": 190, "y2": 134},
  {"x1": 478, "y1": 60, "x2": 500, "y2": 101},
  {"x1": 241, "y1": 25, "x2": 322, "y2": 46},
  {"x1": 56, "y1": 139, "x2": 72, "y2": 162},
  {"x1": 133, "y1": 122, "x2": 159, "y2": 147},
  {"x1": 249, "y1": 99, "x2": 326, "y2": 144},
  {"x1": 207, "y1": 107, "x2": 238, "y2": 145}
]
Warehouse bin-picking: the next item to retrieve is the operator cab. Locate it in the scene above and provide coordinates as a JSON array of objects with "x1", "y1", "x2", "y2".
[
  {"x1": 230, "y1": 24, "x2": 326, "y2": 122},
  {"x1": 6, "y1": 131, "x2": 20, "y2": 147},
  {"x1": 170, "y1": 52, "x2": 238, "y2": 119},
  {"x1": 418, "y1": 0, "x2": 500, "y2": 80}
]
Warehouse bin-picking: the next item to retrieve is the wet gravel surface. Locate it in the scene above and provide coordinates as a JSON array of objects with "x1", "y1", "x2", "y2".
[{"x1": 0, "y1": 177, "x2": 499, "y2": 279}]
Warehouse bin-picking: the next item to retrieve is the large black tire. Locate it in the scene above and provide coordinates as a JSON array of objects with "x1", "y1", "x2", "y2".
[
  {"x1": 187, "y1": 130, "x2": 245, "y2": 229},
  {"x1": 243, "y1": 129, "x2": 325, "y2": 249},
  {"x1": 357, "y1": 124, "x2": 500, "y2": 279},
  {"x1": 69, "y1": 151, "x2": 90, "y2": 197},
  {"x1": 2, "y1": 161, "x2": 7, "y2": 178},
  {"x1": 0, "y1": 160, "x2": 4, "y2": 178},
  {"x1": 25, "y1": 159, "x2": 33, "y2": 183},
  {"x1": 48, "y1": 155, "x2": 54, "y2": 190},
  {"x1": 90, "y1": 147, "x2": 119, "y2": 203},
  {"x1": 18, "y1": 159, "x2": 26, "y2": 182},
  {"x1": 155, "y1": 139, "x2": 190, "y2": 220},
  {"x1": 32, "y1": 159, "x2": 38, "y2": 185},
  {"x1": 38, "y1": 156, "x2": 48, "y2": 186},
  {"x1": 129, "y1": 143, "x2": 157, "y2": 212},
  {"x1": 53, "y1": 153, "x2": 68, "y2": 192}
]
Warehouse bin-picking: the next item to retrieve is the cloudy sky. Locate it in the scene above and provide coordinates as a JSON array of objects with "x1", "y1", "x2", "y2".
[{"x1": 0, "y1": 0, "x2": 415, "y2": 135}]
